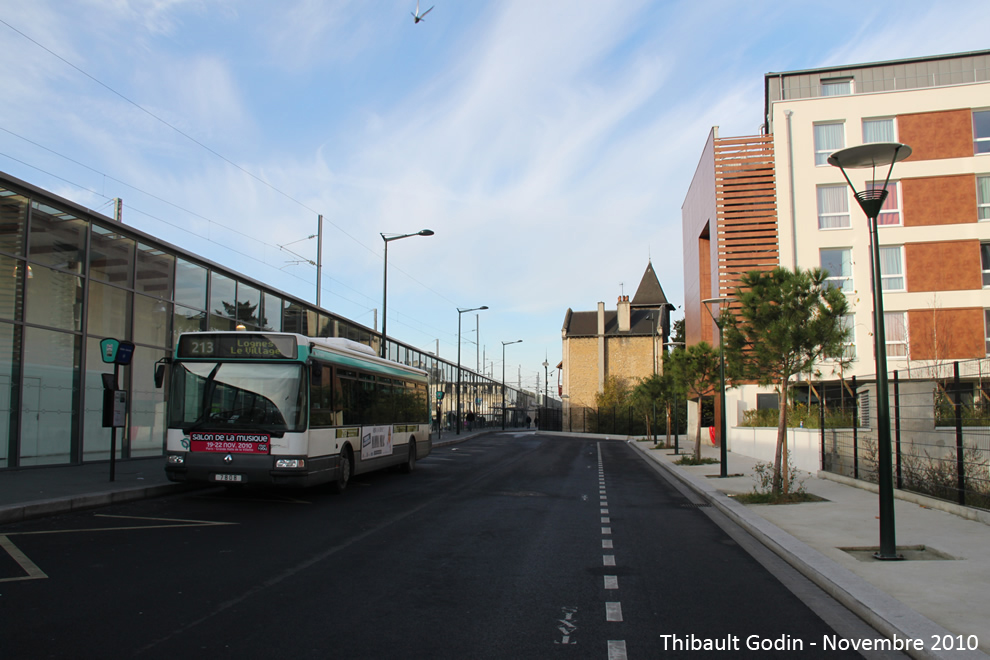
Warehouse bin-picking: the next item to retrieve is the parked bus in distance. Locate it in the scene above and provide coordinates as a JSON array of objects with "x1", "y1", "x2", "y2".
[{"x1": 156, "y1": 331, "x2": 431, "y2": 490}]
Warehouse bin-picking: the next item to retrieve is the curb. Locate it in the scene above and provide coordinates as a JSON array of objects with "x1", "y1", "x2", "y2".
[
  {"x1": 627, "y1": 440, "x2": 988, "y2": 660},
  {"x1": 0, "y1": 483, "x2": 201, "y2": 525}
]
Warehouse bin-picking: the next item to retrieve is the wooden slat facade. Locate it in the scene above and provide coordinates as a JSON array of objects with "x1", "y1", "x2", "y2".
[{"x1": 714, "y1": 135, "x2": 778, "y2": 303}]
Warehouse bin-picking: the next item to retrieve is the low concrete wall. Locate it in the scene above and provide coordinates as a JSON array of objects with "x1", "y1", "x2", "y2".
[{"x1": 728, "y1": 426, "x2": 821, "y2": 473}]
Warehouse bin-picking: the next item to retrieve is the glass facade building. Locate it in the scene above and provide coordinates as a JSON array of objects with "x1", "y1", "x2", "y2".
[{"x1": 0, "y1": 172, "x2": 531, "y2": 470}]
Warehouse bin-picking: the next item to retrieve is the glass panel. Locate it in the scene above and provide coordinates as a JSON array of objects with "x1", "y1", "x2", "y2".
[
  {"x1": 136, "y1": 243, "x2": 174, "y2": 299},
  {"x1": 87, "y1": 280, "x2": 130, "y2": 339},
  {"x1": 236, "y1": 282, "x2": 261, "y2": 327},
  {"x1": 975, "y1": 110, "x2": 990, "y2": 155},
  {"x1": 26, "y1": 264, "x2": 83, "y2": 331},
  {"x1": 880, "y1": 247, "x2": 904, "y2": 291},
  {"x1": 863, "y1": 118, "x2": 895, "y2": 143},
  {"x1": 129, "y1": 347, "x2": 167, "y2": 457},
  {"x1": 28, "y1": 203, "x2": 87, "y2": 271},
  {"x1": 210, "y1": 271, "x2": 236, "y2": 320},
  {"x1": 89, "y1": 225, "x2": 135, "y2": 286},
  {"x1": 82, "y1": 336, "x2": 116, "y2": 462},
  {"x1": 316, "y1": 313, "x2": 331, "y2": 337},
  {"x1": 209, "y1": 314, "x2": 236, "y2": 331},
  {"x1": 986, "y1": 310, "x2": 990, "y2": 356},
  {"x1": 283, "y1": 300, "x2": 307, "y2": 334},
  {"x1": 868, "y1": 182, "x2": 900, "y2": 225},
  {"x1": 978, "y1": 176, "x2": 990, "y2": 221},
  {"x1": 21, "y1": 326, "x2": 79, "y2": 466},
  {"x1": 0, "y1": 190, "x2": 28, "y2": 256},
  {"x1": 814, "y1": 123, "x2": 844, "y2": 165},
  {"x1": 134, "y1": 294, "x2": 171, "y2": 348},
  {"x1": 884, "y1": 313, "x2": 907, "y2": 357},
  {"x1": 821, "y1": 249, "x2": 852, "y2": 292},
  {"x1": 0, "y1": 254, "x2": 25, "y2": 321},
  {"x1": 173, "y1": 304, "x2": 206, "y2": 345},
  {"x1": 817, "y1": 185, "x2": 850, "y2": 229},
  {"x1": 174, "y1": 258, "x2": 207, "y2": 310},
  {"x1": 0, "y1": 321, "x2": 21, "y2": 468},
  {"x1": 821, "y1": 80, "x2": 851, "y2": 96},
  {"x1": 262, "y1": 293, "x2": 282, "y2": 331}
]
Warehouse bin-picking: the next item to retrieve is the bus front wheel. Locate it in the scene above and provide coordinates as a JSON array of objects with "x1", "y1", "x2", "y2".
[{"x1": 332, "y1": 446, "x2": 352, "y2": 494}]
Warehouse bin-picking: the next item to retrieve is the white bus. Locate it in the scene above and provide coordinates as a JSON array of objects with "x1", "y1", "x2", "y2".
[{"x1": 158, "y1": 331, "x2": 431, "y2": 490}]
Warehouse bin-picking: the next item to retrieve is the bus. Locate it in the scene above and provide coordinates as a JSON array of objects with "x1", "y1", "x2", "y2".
[{"x1": 157, "y1": 331, "x2": 432, "y2": 490}]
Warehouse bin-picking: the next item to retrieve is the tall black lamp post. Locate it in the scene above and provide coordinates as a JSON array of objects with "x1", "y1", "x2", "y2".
[
  {"x1": 457, "y1": 306, "x2": 488, "y2": 434},
  {"x1": 380, "y1": 229, "x2": 434, "y2": 358},
  {"x1": 542, "y1": 359, "x2": 550, "y2": 430},
  {"x1": 502, "y1": 340, "x2": 522, "y2": 430},
  {"x1": 702, "y1": 297, "x2": 736, "y2": 479},
  {"x1": 666, "y1": 340, "x2": 685, "y2": 454},
  {"x1": 829, "y1": 142, "x2": 911, "y2": 561}
]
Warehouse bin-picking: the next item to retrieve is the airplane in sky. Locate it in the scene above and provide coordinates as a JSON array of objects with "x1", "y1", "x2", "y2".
[{"x1": 411, "y1": 1, "x2": 434, "y2": 23}]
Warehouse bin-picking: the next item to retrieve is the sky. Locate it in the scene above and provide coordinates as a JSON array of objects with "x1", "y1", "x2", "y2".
[{"x1": 1, "y1": 0, "x2": 988, "y2": 394}]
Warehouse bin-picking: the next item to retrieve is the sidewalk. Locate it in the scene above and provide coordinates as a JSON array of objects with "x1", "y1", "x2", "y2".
[
  {"x1": 1, "y1": 431, "x2": 987, "y2": 659},
  {"x1": 628, "y1": 437, "x2": 989, "y2": 660}
]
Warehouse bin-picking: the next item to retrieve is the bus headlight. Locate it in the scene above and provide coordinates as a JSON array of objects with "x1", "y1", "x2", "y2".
[
  {"x1": 275, "y1": 459, "x2": 306, "y2": 469},
  {"x1": 167, "y1": 454, "x2": 185, "y2": 465}
]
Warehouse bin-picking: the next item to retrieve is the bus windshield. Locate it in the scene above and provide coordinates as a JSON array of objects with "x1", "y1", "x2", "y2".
[{"x1": 168, "y1": 361, "x2": 307, "y2": 434}]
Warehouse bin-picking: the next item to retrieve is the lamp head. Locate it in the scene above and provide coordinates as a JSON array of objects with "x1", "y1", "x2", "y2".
[{"x1": 418, "y1": 229, "x2": 435, "y2": 236}]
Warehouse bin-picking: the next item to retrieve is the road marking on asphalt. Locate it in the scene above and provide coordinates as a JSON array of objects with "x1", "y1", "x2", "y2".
[
  {"x1": 606, "y1": 602, "x2": 623, "y2": 622},
  {"x1": 6, "y1": 514, "x2": 237, "y2": 536},
  {"x1": 0, "y1": 535, "x2": 48, "y2": 583},
  {"x1": 604, "y1": 575, "x2": 618, "y2": 589},
  {"x1": 555, "y1": 606, "x2": 578, "y2": 645},
  {"x1": 602, "y1": 527, "x2": 611, "y2": 534},
  {"x1": 602, "y1": 540, "x2": 613, "y2": 549},
  {"x1": 608, "y1": 640, "x2": 628, "y2": 659},
  {"x1": 603, "y1": 554, "x2": 616, "y2": 566},
  {"x1": 600, "y1": 508, "x2": 609, "y2": 515},
  {"x1": 601, "y1": 517, "x2": 610, "y2": 523}
]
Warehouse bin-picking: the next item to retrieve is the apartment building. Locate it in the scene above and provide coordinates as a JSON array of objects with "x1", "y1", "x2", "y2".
[{"x1": 683, "y1": 49, "x2": 990, "y2": 434}]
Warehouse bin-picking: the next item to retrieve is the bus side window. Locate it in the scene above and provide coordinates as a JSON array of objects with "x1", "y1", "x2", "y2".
[{"x1": 309, "y1": 362, "x2": 334, "y2": 427}]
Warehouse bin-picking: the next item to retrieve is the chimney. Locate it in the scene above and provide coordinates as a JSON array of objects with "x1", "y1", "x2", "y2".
[
  {"x1": 597, "y1": 301, "x2": 605, "y2": 335},
  {"x1": 617, "y1": 295, "x2": 630, "y2": 332}
]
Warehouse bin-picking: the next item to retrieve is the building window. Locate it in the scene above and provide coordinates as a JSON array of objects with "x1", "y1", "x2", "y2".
[
  {"x1": 838, "y1": 314, "x2": 856, "y2": 359},
  {"x1": 821, "y1": 248, "x2": 853, "y2": 292},
  {"x1": 983, "y1": 243, "x2": 990, "y2": 287},
  {"x1": 867, "y1": 181, "x2": 900, "y2": 225},
  {"x1": 863, "y1": 118, "x2": 895, "y2": 143},
  {"x1": 885, "y1": 312, "x2": 908, "y2": 357},
  {"x1": 979, "y1": 176, "x2": 990, "y2": 221},
  {"x1": 879, "y1": 246, "x2": 904, "y2": 291},
  {"x1": 975, "y1": 110, "x2": 990, "y2": 155},
  {"x1": 821, "y1": 79, "x2": 852, "y2": 96},
  {"x1": 814, "y1": 122, "x2": 844, "y2": 165},
  {"x1": 985, "y1": 310, "x2": 990, "y2": 355},
  {"x1": 818, "y1": 185, "x2": 850, "y2": 229}
]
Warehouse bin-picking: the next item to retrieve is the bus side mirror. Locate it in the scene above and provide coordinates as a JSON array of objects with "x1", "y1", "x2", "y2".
[
  {"x1": 154, "y1": 358, "x2": 170, "y2": 389},
  {"x1": 311, "y1": 361, "x2": 323, "y2": 379}
]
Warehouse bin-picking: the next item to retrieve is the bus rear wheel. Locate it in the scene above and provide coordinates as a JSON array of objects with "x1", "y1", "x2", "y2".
[
  {"x1": 331, "y1": 446, "x2": 352, "y2": 494},
  {"x1": 400, "y1": 439, "x2": 417, "y2": 474}
]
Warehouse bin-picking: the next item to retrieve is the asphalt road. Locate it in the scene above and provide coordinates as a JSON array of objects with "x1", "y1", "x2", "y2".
[{"x1": 0, "y1": 433, "x2": 905, "y2": 659}]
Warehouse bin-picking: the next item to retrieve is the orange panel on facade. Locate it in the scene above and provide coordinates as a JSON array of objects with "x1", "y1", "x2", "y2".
[
  {"x1": 898, "y1": 109, "x2": 973, "y2": 161},
  {"x1": 905, "y1": 240, "x2": 981, "y2": 292},
  {"x1": 908, "y1": 307, "x2": 985, "y2": 360},
  {"x1": 902, "y1": 175, "x2": 977, "y2": 227}
]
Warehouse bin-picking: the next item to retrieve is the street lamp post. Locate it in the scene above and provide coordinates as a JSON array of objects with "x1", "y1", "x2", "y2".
[
  {"x1": 829, "y1": 142, "x2": 911, "y2": 561},
  {"x1": 666, "y1": 341, "x2": 685, "y2": 455},
  {"x1": 457, "y1": 306, "x2": 488, "y2": 434},
  {"x1": 542, "y1": 359, "x2": 549, "y2": 431},
  {"x1": 380, "y1": 229, "x2": 434, "y2": 358},
  {"x1": 702, "y1": 298, "x2": 737, "y2": 479},
  {"x1": 502, "y1": 340, "x2": 522, "y2": 430}
]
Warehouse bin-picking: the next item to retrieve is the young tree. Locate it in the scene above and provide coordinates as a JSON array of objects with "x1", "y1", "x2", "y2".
[
  {"x1": 667, "y1": 342, "x2": 721, "y2": 461},
  {"x1": 723, "y1": 267, "x2": 850, "y2": 495},
  {"x1": 595, "y1": 375, "x2": 631, "y2": 410},
  {"x1": 631, "y1": 373, "x2": 668, "y2": 441}
]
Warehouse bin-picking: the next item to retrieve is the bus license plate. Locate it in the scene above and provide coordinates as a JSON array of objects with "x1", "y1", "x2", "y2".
[{"x1": 214, "y1": 474, "x2": 243, "y2": 483}]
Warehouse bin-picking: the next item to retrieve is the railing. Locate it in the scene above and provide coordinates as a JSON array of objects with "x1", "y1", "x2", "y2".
[{"x1": 818, "y1": 359, "x2": 990, "y2": 511}]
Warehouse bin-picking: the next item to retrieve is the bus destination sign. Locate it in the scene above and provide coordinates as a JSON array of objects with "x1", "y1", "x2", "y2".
[
  {"x1": 189, "y1": 431, "x2": 271, "y2": 454},
  {"x1": 177, "y1": 333, "x2": 297, "y2": 360}
]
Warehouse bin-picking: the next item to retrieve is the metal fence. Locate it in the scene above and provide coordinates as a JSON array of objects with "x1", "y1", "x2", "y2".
[
  {"x1": 817, "y1": 359, "x2": 990, "y2": 510},
  {"x1": 564, "y1": 404, "x2": 689, "y2": 438}
]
